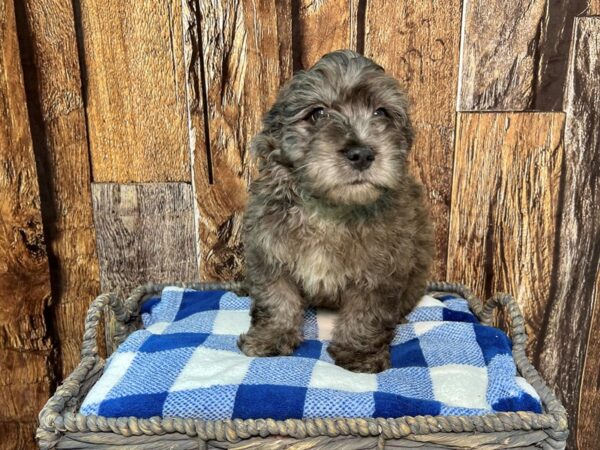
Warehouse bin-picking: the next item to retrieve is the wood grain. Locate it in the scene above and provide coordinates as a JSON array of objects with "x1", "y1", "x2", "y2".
[
  {"x1": 79, "y1": 0, "x2": 190, "y2": 182},
  {"x1": 0, "y1": 422, "x2": 38, "y2": 450},
  {"x1": 537, "y1": 17, "x2": 600, "y2": 450},
  {"x1": 191, "y1": 0, "x2": 292, "y2": 280},
  {"x1": 460, "y1": 0, "x2": 589, "y2": 111},
  {"x1": 447, "y1": 113, "x2": 565, "y2": 359},
  {"x1": 534, "y1": 0, "x2": 589, "y2": 111},
  {"x1": 579, "y1": 277, "x2": 600, "y2": 450},
  {"x1": 293, "y1": 0, "x2": 357, "y2": 70},
  {"x1": 16, "y1": 0, "x2": 101, "y2": 380},
  {"x1": 364, "y1": 0, "x2": 462, "y2": 280},
  {"x1": 0, "y1": 0, "x2": 53, "y2": 446},
  {"x1": 91, "y1": 183, "x2": 199, "y2": 296},
  {"x1": 459, "y1": 0, "x2": 546, "y2": 110}
]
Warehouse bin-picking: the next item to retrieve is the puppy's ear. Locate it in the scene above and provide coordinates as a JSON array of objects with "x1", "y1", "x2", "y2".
[
  {"x1": 261, "y1": 103, "x2": 284, "y2": 134},
  {"x1": 387, "y1": 93, "x2": 414, "y2": 151},
  {"x1": 251, "y1": 132, "x2": 279, "y2": 160},
  {"x1": 252, "y1": 100, "x2": 287, "y2": 164},
  {"x1": 393, "y1": 109, "x2": 414, "y2": 151}
]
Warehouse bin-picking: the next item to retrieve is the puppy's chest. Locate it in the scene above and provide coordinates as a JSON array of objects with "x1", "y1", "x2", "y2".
[{"x1": 279, "y1": 217, "x2": 378, "y2": 298}]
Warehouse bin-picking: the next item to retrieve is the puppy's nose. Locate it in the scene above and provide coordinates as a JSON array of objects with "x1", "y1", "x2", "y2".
[{"x1": 344, "y1": 146, "x2": 374, "y2": 171}]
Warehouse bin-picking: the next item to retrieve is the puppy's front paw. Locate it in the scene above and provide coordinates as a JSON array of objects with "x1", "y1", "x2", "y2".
[
  {"x1": 328, "y1": 343, "x2": 391, "y2": 373},
  {"x1": 238, "y1": 328, "x2": 302, "y2": 357}
]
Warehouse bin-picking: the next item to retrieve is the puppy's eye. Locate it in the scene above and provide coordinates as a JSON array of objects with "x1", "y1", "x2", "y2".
[
  {"x1": 309, "y1": 107, "x2": 328, "y2": 123},
  {"x1": 373, "y1": 108, "x2": 388, "y2": 117}
]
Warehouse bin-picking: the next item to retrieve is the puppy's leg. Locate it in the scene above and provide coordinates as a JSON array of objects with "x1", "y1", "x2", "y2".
[
  {"x1": 328, "y1": 287, "x2": 397, "y2": 373},
  {"x1": 398, "y1": 226, "x2": 432, "y2": 319},
  {"x1": 238, "y1": 276, "x2": 304, "y2": 356},
  {"x1": 398, "y1": 270, "x2": 428, "y2": 320}
]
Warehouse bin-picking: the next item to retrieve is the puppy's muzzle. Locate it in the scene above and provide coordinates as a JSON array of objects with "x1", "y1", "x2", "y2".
[{"x1": 344, "y1": 145, "x2": 374, "y2": 171}]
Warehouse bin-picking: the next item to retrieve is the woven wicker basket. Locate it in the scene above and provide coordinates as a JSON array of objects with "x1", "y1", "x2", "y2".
[{"x1": 37, "y1": 281, "x2": 568, "y2": 449}]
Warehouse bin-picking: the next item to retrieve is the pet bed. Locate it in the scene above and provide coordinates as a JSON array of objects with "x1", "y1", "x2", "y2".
[{"x1": 37, "y1": 281, "x2": 568, "y2": 449}]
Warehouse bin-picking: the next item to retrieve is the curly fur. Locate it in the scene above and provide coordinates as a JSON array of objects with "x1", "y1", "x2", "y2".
[{"x1": 238, "y1": 50, "x2": 434, "y2": 373}]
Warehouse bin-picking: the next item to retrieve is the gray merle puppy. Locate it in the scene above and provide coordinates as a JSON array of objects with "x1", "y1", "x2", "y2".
[{"x1": 238, "y1": 50, "x2": 434, "y2": 373}]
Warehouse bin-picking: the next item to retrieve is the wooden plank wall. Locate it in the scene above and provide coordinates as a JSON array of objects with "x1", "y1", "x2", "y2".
[
  {"x1": 14, "y1": 0, "x2": 101, "y2": 382},
  {"x1": 2, "y1": 1, "x2": 599, "y2": 449},
  {"x1": 551, "y1": 18, "x2": 600, "y2": 450},
  {"x1": 448, "y1": 112, "x2": 565, "y2": 359},
  {"x1": 0, "y1": 1, "x2": 54, "y2": 447},
  {"x1": 192, "y1": 0, "x2": 292, "y2": 280}
]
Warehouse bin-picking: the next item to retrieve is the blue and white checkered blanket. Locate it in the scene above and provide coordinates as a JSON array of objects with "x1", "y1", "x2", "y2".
[{"x1": 80, "y1": 287, "x2": 542, "y2": 420}]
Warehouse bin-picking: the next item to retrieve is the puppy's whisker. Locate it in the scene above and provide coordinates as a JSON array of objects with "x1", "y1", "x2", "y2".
[{"x1": 291, "y1": 162, "x2": 313, "y2": 173}]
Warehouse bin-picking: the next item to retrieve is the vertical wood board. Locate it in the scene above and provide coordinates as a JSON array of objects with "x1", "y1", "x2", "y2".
[
  {"x1": 0, "y1": 423, "x2": 38, "y2": 450},
  {"x1": 293, "y1": 0, "x2": 357, "y2": 70},
  {"x1": 534, "y1": 0, "x2": 589, "y2": 111},
  {"x1": 0, "y1": 0, "x2": 53, "y2": 445},
  {"x1": 460, "y1": 0, "x2": 589, "y2": 111},
  {"x1": 80, "y1": 0, "x2": 191, "y2": 182},
  {"x1": 92, "y1": 183, "x2": 199, "y2": 296},
  {"x1": 448, "y1": 112, "x2": 565, "y2": 359},
  {"x1": 459, "y1": 0, "x2": 546, "y2": 110},
  {"x1": 578, "y1": 277, "x2": 600, "y2": 450},
  {"x1": 192, "y1": 0, "x2": 292, "y2": 281},
  {"x1": 539, "y1": 17, "x2": 600, "y2": 450},
  {"x1": 364, "y1": 0, "x2": 462, "y2": 280},
  {"x1": 17, "y1": 0, "x2": 101, "y2": 378}
]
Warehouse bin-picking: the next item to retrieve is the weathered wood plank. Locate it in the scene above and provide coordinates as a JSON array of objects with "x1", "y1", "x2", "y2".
[
  {"x1": 0, "y1": 422, "x2": 38, "y2": 450},
  {"x1": 579, "y1": 277, "x2": 600, "y2": 450},
  {"x1": 447, "y1": 113, "x2": 564, "y2": 360},
  {"x1": 534, "y1": 0, "x2": 589, "y2": 111},
  {"x1": 91, "y1": 183, "x2": 199, "y2": 295},
  {"x1": 364, "y1": 0, "x2": 461, "y2": 280},
  {"x1": 293, "y1": 0, "x2": 357, "y2": 70},
  {"x1": 79, "y1": 0, "x2": 190, "y2": 182},
  {"x1": 191, "y1": 0, "x2": 292, "y2": 280},
  {"x1": 458, "y1": 0, "x2": 547, "y2": 110},
  {"x1": 16, "y1": 0, "x2": 101, "y2": 379},
  {"x1": 0, "y1": 0, "x2": 54, "y2": 446},
  {"x1": 538, "y1": 17, "x2": 600, "y2": 450},
  {"x1": 460, "y1": 0, "x2": 587, "y2": 111}
]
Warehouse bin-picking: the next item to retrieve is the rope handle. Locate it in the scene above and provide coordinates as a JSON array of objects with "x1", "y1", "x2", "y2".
[
  {"x1": 427, "y1": 283, "x2": 566, "y2": 419},
  {"x1": 80, "y1": 282, "x2": 245, "y2": 358},
  {"x1": 474, "y1": 291, "x2": 567, "y2": 419},
  {"x1": 479, "y1": 292, "x2": 529, "y2": 349},
  {"x1": 427, "y1": 281, "x2": 529, "y2": 347},
  {"x1": 122, "y1": 281, "x2": 246, "y2": 320},
  {"x1": 80, "y1": 292, "x2": 132, "y2": 359}
]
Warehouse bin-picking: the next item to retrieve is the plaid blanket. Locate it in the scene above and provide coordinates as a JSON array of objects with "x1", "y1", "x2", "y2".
[{"x1": 80, "y1": 287, "x2": 542, "y2": 420}]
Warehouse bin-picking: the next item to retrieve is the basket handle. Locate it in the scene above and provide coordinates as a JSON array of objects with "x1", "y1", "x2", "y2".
[
  {"x1": 427, "y1": 281, "x2": 529, "y2": 347},
  {"x1": 81, "y1": 282, "x2": 247, "y2": 359},
  {"x1": 479, "y1": 292, "x2": 529, "y2": 349},
  {"x1": 478, "y1": 292, "x2": 568, "y2": 423},
  {"x1": 80, "y1": 292, "x2": 132, "y2": 359}
]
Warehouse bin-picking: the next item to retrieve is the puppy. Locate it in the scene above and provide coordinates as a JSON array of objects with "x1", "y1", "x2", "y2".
[{"x1": 238, "y1": 50, "x2": 434, "y2": 373}]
